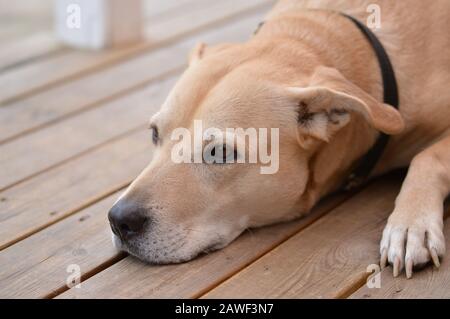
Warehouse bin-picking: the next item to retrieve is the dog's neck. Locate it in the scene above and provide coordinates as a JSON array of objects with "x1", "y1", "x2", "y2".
[{"x1": 255, "y1": 11, "x2": 385, "y2": 211}]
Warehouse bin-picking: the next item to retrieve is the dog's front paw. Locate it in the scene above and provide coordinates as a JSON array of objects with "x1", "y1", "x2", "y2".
[{"x1": 379, "y1": 212, "x2": 445, "y2": 278}]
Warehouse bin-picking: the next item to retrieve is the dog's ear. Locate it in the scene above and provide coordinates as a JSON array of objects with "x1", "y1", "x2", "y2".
[
  {"x1": 188, "y1": 42, "x2": 207, "y2": 65},
  {"x1": 288, "y1": 66, "x2": 404, "y2": 146},
  {"x1": 188, "y1": 43, "x2": 238, "y2": 66}
]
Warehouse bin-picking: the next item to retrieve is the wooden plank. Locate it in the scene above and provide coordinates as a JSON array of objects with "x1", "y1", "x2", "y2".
[
  {"x1": 55, "y1": 195, "x2": 349, "y2": 299},
  {"x1": 0, "y1": 192, "x2": 121, "y2": 298},
  {"x1": 0, "y1": 32, "x2": 64, "y2": 73},
  {"x1": 0, "y1": 74, "x2": 176, "y2": 191},
  {"x1": 0, "y1": 8, "x2": 266, "y2": 191},
  {"x1": 350, "y1": 217, "x2": 450, "y2": 299},
  {"x1": 0, "y1": 50, "x2": 178, "y2": 146},
  {"x1": 0, "y1": 0, "x2": 272, "y2": 106},
  {"x1": 0, "y1": 129, "x2": 152, "y2": 251},
  {"x1": 0, "y1": 0, "x2": 272, "y2": 144},
  {"x1": 0, "y1": 46, "x2": 138, "y2": 106},
  {"x1": 202, "y1": 174, "x2": 404, "y2": 298},
  {"x1": 0, "y1": 0, "x2": 52, "y2": 43}
]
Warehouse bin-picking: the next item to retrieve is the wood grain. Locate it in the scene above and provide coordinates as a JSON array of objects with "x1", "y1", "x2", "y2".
[
  {"x1": 0, "y1": 192, "x2": 121, "y2": 298},
  {"x1": 56, "y1": 194, "x2": 349, "y2": 299},
  {"x1": 0, "y1": 129, "x2": 153, "y2": 251},
  {"x1": 203, "y1": 174, "x2": 404, "y2": 298},
  {"x1": 350, "y1": 217, "x2": 450, "y2": 299},
  {"x1": 0, "y1": 75, "x2": 176, "y2": 191}
]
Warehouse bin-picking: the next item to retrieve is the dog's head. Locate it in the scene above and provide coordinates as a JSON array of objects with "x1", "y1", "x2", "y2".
[{"x1": 109, "y1": 42, "x2": 404, "y2": 264}]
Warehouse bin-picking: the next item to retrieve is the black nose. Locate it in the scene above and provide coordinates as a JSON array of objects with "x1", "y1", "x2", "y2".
[{"x1": 108, "y1": 201, "x2": 148, "y2": 240}]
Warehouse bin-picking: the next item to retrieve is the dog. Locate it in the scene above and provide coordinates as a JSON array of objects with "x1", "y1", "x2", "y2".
[{"x1": 108, "y1": 0, "x2": 450, "y2": 279}]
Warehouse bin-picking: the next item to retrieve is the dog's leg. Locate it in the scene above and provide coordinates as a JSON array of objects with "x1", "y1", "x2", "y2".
[{"x1": 380, "y1": 134, "x2": 450, "y2": 278}]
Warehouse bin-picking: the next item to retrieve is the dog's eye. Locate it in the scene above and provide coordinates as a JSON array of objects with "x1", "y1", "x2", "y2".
[
  {"x1": 150, "y1": 125, "x2": 159, "y2": 145},
  {"x1": 205, "y1": 144, "x2": 238, "y2": 164}
]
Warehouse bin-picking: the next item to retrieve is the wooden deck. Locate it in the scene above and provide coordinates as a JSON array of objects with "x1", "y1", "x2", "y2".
[{"x1": 0, "y1": 0, "x2": 449, "y2": 299}]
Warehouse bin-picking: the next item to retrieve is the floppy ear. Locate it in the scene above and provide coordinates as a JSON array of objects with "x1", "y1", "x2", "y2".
[
  {"x1": 288, "y1": 66, "x2": 404, "y2": 145},
  {"x1": 188, "y1": 42, "x2": 238, "y2": 66},
  {"x1": 188, "y1": 42, "x2": 207, "y2": 65}
]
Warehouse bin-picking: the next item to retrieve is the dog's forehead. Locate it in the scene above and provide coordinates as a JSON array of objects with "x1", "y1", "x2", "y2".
[
  {"x1": 157, "y1": 52, "x2": 291, "y2": 132},
  {"x1": 198, "y1": 69, "x2": 293, "y2": 130},
  {"x1": 156, "y1": 61, "x2": 233, "y2": 129}
]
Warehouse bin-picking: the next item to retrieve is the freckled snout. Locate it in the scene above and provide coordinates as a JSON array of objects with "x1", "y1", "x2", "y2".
[{"x1": 108, "y1": 200, "x2": 148, "y2": 240}]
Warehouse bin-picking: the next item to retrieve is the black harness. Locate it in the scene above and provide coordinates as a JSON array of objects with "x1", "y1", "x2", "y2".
[{"x1": 255, "y1": 13, "x2": 400, "y2": 191}]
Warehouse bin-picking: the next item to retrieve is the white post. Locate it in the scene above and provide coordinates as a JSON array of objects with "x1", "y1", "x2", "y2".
[{"x1": 54, "y1": 0, "x2": 142, "y2": 50}]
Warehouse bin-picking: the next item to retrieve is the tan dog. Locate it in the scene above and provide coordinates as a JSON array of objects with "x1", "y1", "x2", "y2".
[{"x1": 108, "y1": 0, "x2": 450, "y2": 279}]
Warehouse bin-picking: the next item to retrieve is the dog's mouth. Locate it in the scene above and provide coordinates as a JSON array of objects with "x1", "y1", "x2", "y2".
[
  {"x1": 111, "y1": 228, "x2": 230, "y2": 265},
  {"x1": 202, "y1": 238, "x2": 227, "y2": 254}
]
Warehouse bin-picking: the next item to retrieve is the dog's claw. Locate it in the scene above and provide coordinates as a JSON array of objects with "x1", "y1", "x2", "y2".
[
  {"x1": 393, "y1": 257, "x2": 401, "y2": 277},
  {"x1": 430, "y1": 248, "x2": 441, "y2": 268},
  {"x1": 405, "y1": 258, "x2": 413, "y2": 279},
  {"x1": 380, "y1": 248, "x2": 388, "y2": 269}
]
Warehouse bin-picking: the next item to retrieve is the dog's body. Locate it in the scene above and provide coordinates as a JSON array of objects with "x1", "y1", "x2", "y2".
[{"x1": 109, "y1": 0, "x2": 450, "y2": 278}]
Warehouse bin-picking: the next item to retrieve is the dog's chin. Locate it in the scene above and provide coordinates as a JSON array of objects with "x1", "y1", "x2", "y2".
[{"x1": 110, "y1": 232, "x2": 226, "y2": 265}]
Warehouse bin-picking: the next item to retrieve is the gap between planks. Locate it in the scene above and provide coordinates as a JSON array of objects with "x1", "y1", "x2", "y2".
[
  {"x1": 0, "y1": 67, "x2": 182, "y2": 147},
  {"x1": 44, "y1": 252, "x2": 128, "y2": 299},
  {"x1": 0, "y1": 35, "x2": 67, "y2": 73}
]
